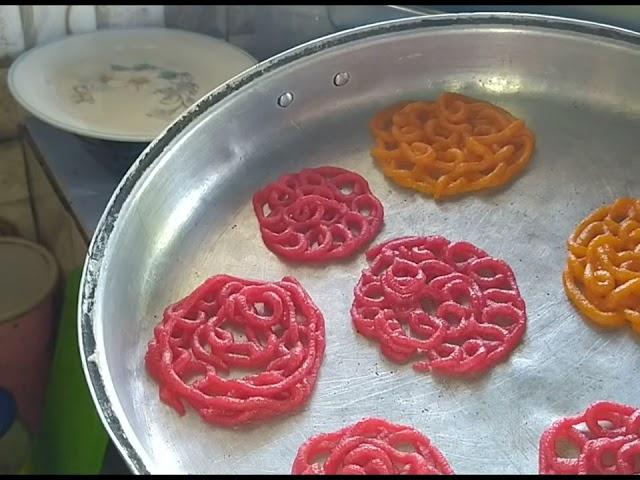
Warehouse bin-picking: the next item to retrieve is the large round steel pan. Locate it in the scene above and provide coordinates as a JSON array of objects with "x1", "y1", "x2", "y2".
[{"x1": 79, "y1": 13, "x2": 640, "y2": 474}]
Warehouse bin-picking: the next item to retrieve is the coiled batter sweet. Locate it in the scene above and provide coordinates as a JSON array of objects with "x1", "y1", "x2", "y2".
[
  {"x1": 351, "y1": 236, "x2": 526, "y2": 376},
  {"x1": 253, "y1": 166, "x2": 384, "y2": 262},
  {"x1": 539, "y1": 401, "x2": 640, "y2": 475},
  {"x1": 292, "y1": 418, "x2": 454, "y2": 475},
  {"x1": 145, "y1": 274, "x2": 325, "y2": 427},
  {"x1": 563, "y1": 198, "x2": 640, "y2": 333},
  {"x1": 369, "y1": 92, "x2": 535, "y2": 200}
]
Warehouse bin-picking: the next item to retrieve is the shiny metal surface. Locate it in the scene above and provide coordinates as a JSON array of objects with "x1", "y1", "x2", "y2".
[{"x1": 79, "y1": 14, "x2": 640, "y2": 474}]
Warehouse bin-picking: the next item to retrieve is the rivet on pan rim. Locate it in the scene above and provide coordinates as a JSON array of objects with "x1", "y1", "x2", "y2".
[
  {"x1": 333, "y1": 72, "x2": 350, "y2": 86},
  {"x1": 277, "y1": 92, "x2": 294, "y2": 108}
]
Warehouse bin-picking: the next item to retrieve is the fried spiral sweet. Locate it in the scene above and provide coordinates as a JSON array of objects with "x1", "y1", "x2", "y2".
[
  {"x1": 539, "y1": 401, "x2": 640, "y2": 475},
  {"x1": 253, "y1": 166, "x2": 384, "y2": 262},
  {"x1": 351, "y1": 236, "x2": 526, "y2": 375},
  {"x1": 369, "y1": 92, "x2": 535, "y2": 199},
  {"x1": 563, "y1": 198, "x2": 640, "y2": 333},
  {"x1": 145, "y1": 275, "x2": 325, "y2": 427},
  {"x1": 292, "y1": 418, "x2": 454, "y2": 475}
]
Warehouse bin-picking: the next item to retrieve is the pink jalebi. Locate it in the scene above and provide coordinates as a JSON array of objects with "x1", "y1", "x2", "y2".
[
  {"x1": 145, "y1": 274, "x2": 325, "y2": 427},
  {"x1": 539, "y1": 401, "x2": 640, "y2": 475},
  {"x1": 292, "y1": 418, "x2": 454, "y2": 475},
  {"x1": 351, "y1": 236, "x2": 526, "y2": 375},
  {"x1": 252, "y1": 166, "x2": 384, "y2": 262}
]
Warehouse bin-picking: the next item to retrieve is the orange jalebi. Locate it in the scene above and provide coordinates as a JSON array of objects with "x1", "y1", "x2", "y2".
[
  {"x1": 369, "y1": 92, "x2": 536, "y2": 200},
  {"x1": 563, "y1": 198, "x2": 640, "y2": 334}
]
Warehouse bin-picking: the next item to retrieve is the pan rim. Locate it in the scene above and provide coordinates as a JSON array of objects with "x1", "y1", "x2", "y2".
[{"x1": 77, "y1": 12, "x2": 640, "y2": 474}]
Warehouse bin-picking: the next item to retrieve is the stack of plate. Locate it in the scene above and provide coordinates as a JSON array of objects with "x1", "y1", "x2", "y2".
[{"x1": 9, "y1": 28, "x2": 257, "y2": 170}]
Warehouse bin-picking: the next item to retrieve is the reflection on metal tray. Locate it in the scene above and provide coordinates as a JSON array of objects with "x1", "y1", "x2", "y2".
[{"x1": 80, "y1": 13, "x2": 640, "y2": 474}]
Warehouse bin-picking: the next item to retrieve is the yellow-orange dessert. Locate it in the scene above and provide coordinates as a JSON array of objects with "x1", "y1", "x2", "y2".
[
  {"x1": 563, "y1": 198, "x2": 640, "y2": 334},
  {"x1": 369, "y1": 92, "x2": 536, "y2": 200}
]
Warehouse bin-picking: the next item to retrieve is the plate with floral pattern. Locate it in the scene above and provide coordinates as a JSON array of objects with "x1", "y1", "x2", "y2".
[{"x1": 9, "y1": 28, "x2": 257, "y2": 142}]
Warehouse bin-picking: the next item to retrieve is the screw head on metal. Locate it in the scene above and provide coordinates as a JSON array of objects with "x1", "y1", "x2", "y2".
[
  {"x1": 277, "y1": 92, "x2": 294, "y2": 108},
  {"x1": 333, "y1": 72, "x2": 350, "y2": 87}
]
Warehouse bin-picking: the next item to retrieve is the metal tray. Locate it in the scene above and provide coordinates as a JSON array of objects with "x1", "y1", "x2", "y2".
[{"x1": 79, "y1": 13, "x2": 640, "y2": 474}]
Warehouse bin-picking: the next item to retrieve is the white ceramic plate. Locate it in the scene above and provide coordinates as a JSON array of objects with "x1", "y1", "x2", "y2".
[{"x1": 9, "y1": 28, "x2": 257, "y2": 142}]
